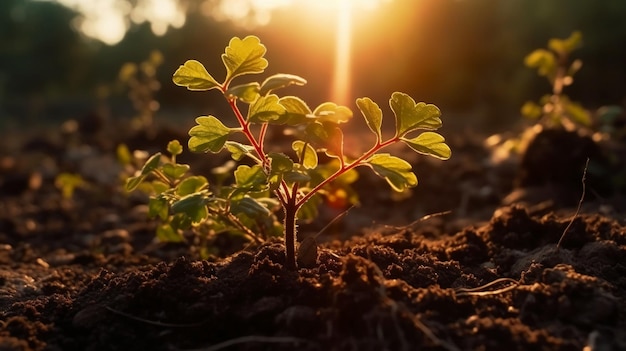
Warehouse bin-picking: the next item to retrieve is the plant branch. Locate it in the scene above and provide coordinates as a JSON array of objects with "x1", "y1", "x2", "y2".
[{"x1": 296, "y1": 137, "x2": 398, "y2": 208}]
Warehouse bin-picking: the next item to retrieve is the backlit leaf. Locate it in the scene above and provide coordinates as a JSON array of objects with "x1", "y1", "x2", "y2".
[
  {"x1": 171, "y1": 193, "x2": 208, "y2": 223},
  {"x1": 231, "y1": 196, "x2": 270, "y2": 217},
  {"x1": 356, "y1": 97, "x2": 383, "y2": 141},
  {"x1": 188, "y1": 116, "x2": 234, "y2": 153},
  {"x1": 222, "y1": 36, "x2": 268, "y2": 82},
  {"x1": 313, "y1": 102, "x2": 352, "y2": 124},
  {"x1": 548, "y1": 31, "x2": 582, "y2": 55},
  {"x1": 260, "y1": 74, "x2": 307, "y2": 96},
  {"x1": 292, "y1": 141, "x2": 318, "y2": 169},
  {"x1": 247, "y1": 94, "x2": 286, "y2": 123},
  {"x1": 167, "y1": 140, "x2": 183, "y2": 156},
  {"x1": 524, "y1": 49, "x2": 556, "y2": 77},
  {"x1": 390, "y1": 92, "x2": 442, "y2": 136},
  {"x1": 401, "y1": 132, "x2": 451, "y2": 160},
  {"x1": 225, "y1": 141, "x2": 255, "y2": 161},
  {"x1": 277, "y1": 96, "x2": 311, "y2": 125},
  {"x1": 162, "y1": 163, "x2": 190, "y2": 180},
  {"x1": 148, "y1": 197, "x2": 169, "y2": 220},
  {"x1": 140, "y1": 153, "x2": 162, "y2": 175},
  {"x1": 173, "y1": 60, "x2": 220, "y2": 91},
  {"x1": 234, "y1": 165, "x2": 267, "y2": 190},
  {"x1": 305, "y1": 122, "x2": 343, "y2": 159},
  {"x1": 225, "y1": 82, "x2": 260, "y2": 103},
  {"x1": 365, "y1": 153, "x2": 417, "y2": 192},
  {"x1": 176, "y1": 176, "x2": 208, "y2": 196}
]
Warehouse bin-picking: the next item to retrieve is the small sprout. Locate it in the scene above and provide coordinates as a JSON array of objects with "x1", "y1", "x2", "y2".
[
  {"x1": 130, "y1": 35, "x2": 451, "y2": 269},
  {"x1": 55, "y1": 173, "x2": 86, "y2": 199},
  {"x1": 522, "y1": 31, "x2": 591, "y2": 130}
]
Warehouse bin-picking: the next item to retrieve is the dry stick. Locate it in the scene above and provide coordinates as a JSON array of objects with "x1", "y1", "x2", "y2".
[
  {"x1": 383, "y1": 210, "x2": 453, "y2": 231},
  {"x1": 105, "y1": 306, "x2": 204, "y2": 328},
  {"x1": 556, "y1": 157, "x2": 589, "y2": 251},
  {"x1": 183, "y1": 335, "x2": 310, "y2": 351}
]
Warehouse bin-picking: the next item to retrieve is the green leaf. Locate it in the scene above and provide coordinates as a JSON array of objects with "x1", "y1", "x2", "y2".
[
  {"x1": 401, "y1": 132, "x2": 451, "y2": 160},
  {"x1": 167, "y1": 140, "x2": 183, "y2": 156},
  {"x1": 365, "y1": 153, "x2": 417, "y2": 192},
  {"x1": 231, "y1": 196, "x2": 270, "y2": 217},
  {"x1": 141, "y1": 153, "x2": 162, "y2": 175},
  {"x1": 222, "y1": 36, "x2": 268, "y2": 82},
  {"x1": 260, "y1": 74, "x2": 307, "y2": 96},
  {"x1": 548, "y1": 31, "x2": 582, "y2": 55},
  {"x1": 276, "y1": 96, "x2": 312, "y2": 125},
  {"x1": 173, "y1": 60, "x2": 220, "y2": 91},
  {"x1": 151, "y1": 180, "x2": 170, "y2": 195},
  {"x1": 170, "y1": 213, "x2": 193, "y2": 231},
  {"x1": 292, "y1": 141, "x2": 318, "y2": 169},
  {"x1": 177, "y1": 176, "x2": 208, "y2": 196},
  {"x1": 171, "y1": 193, "x2": 209, "y2": 223},
  {"x1": 148, "y1": 197, "x2": 169, "y2": 220},
  {"x1": 125, "y1": 152, "x2": 162, "y2": 191},
  {"x1": 188, "y1": 116, "x2": 234, "y2": 153},
  {"x1": 269, "y1": 153, "x2": 294, "y2": 174},
  {"x1": 305, "y1": 122, "x2": 344, "y2": 159},
  {"x1": 521, "y1": 101, "x2": 543, "y2": 119},
  {"x1": 247, "y1": 94, "x2": 286, "y2": 123},
  {"x1": 156, "y1": 224, "x2": 184, "y2": 243},
  {"x1": 313, "y1": 102, "x2": 352, "y2": 124},
  {"x1": 234, "y1": 165, "x2": 267, "y2": 190},
  {"x1": 283, "y1": 171, "x2": 311, "y2": 184},
  {"x1": 524, "y1": 49, "x2": 556, "y2": 77},
  {"x1": 162, "y1": 163, "x2": 190, "y2": 180},
  {"x1": 390, "y1": 92, "x2": 442, "y2": 136},
  {"x1": 356, "y1": 97, "x2": 383, "y2": 141},
  {"x1": 125, "y1": 175, "x2": 144, "y2": 192},
  {"x1": 224, "y1": 141, "x2": 255, "y2": 161},
  {"x1": 225, "y1": 82, "x2": 260, "y2": 103}
]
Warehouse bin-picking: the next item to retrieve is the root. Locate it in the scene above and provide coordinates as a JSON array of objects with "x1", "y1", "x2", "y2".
[{"x1": 455, "y1": 278, "x2": 520, "y2": 297}]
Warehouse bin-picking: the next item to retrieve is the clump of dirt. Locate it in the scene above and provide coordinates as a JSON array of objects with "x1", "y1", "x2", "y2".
[{"x1": 1, "y1": 122, "x2": 625, "y2": 350}]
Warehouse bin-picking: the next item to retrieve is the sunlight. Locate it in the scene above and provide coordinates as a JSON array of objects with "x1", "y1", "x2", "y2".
[
  {"x1": 50, "y1": 0, "x2": 186, "y2": 45},
  {"x1": 204, "y1": 0, "x2": 390, "y2": 104}
]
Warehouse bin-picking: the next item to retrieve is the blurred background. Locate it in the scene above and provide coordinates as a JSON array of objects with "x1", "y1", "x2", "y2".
[{"x1": 1, "y1": 0, "x2": 625, "y2": 134}]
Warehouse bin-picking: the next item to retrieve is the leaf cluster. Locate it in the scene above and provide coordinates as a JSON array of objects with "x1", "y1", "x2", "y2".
[{"x1": 126, "y1": 140, "x2": 281, "y2": 247}]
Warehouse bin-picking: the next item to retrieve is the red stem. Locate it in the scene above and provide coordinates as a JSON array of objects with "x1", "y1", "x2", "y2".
[{"x1": 296, "y1": 137, "x2": 399, "y2": 208}]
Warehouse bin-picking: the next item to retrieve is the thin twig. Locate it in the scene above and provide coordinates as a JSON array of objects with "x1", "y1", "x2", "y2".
[
  {"x1": 556, "y1": 157, "x2": 589, "y2": 251},
  {"x1": 105, "y1": 306, "x2": 204, "y2": 328},
  {"x1": 383, "y1": 210, "x2": 452, "y2": 231},
  {"x1": 180, "y1": 335, "x2": 310, "y2": 351}
]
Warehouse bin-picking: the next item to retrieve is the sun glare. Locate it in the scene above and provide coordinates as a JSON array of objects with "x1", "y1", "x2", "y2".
[{"x1": 205, "y1": 0, "x2": 390, "y2": 104}]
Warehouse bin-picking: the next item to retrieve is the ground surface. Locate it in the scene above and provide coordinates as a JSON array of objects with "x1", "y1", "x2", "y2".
[{"x1": 1, "y1": 119, "x2": 625, "y2": 351}]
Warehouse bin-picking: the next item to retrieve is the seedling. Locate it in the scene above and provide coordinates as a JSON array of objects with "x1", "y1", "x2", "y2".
[
  {"x1": 521, "y1": 31, "x2": 591, "y2": 130},
  {"x1": 127, "y1": 36, "x2": 451, "y2": 269}
]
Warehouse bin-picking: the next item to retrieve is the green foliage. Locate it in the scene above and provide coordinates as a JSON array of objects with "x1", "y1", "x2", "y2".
[
  {"x1": 522, "y1": 31, "x2": 591, "y2": 130},
  {"x1": 131, "y1": 35, "x2": 451, "y2": 269}
]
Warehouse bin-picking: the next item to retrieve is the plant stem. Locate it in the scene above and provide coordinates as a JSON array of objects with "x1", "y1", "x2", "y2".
[{"x1": 283, "y1": 192, "x2": 298, "y2": 270}]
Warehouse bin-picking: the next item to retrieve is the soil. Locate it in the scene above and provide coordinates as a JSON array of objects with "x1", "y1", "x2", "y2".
[{"x1": 1, "y1": 118, "x2": 625, "y2": 351}]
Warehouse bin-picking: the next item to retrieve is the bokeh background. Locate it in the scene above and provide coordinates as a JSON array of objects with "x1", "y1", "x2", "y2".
[{"x1": 1, "y1": 0, "x2": 625, "y2": 134}]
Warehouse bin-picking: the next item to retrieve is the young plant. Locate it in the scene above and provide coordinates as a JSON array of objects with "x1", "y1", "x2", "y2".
[
  {"x1": 521, "y1": 31, "x2": 591, "y2": 130},
  {"x1": 129, "y1": 35, "x2": 451, "y2": 269}
]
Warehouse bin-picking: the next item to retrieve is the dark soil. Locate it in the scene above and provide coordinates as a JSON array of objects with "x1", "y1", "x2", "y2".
[{"x1": 1, "y1": 120, "x2": 625, "y2": 351}]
